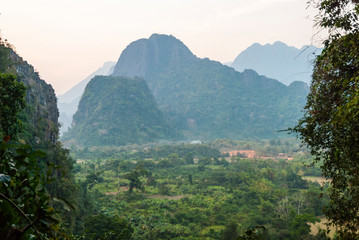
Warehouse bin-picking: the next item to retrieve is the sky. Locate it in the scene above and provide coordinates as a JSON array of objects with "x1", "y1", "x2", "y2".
[{"x1": 0, "y1": 0, "x2": 325, "y2": 95}]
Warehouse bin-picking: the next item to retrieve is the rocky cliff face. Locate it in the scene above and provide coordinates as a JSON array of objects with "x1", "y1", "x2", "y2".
[
  {"x1": 0, "y1": 45, "x2": 59, "y2": 146},
  {"x1": 112, "y1": 34, "x2": 197, "y2": 79}
]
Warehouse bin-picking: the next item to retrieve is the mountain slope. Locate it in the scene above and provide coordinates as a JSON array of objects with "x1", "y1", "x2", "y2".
[
  {"x1": 57, "y1": 61, "x2": 116, "y2": 135},
  {"x1": 112, "y1": 34, "x2": 309, "y2": 140},
  {"x1": 230, "y1": 41, "x2": 322, "y2": 85},
  {"x1": 64, "y1": 76, "x2": 179, "y2": 146}
]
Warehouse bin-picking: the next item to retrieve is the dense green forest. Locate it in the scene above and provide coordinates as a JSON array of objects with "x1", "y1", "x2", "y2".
[{"x1": 70, "y1": 141, "x2": 330, "y2": 239}]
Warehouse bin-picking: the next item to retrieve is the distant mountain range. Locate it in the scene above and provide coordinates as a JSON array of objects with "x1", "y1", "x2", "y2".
[
  {"x1": 63, "y1": 34, "x2": 309, "y2": 146},
  {"x1": 230, "y1": 41, "x2": 322, "y2": 85},
  {"x1": 110, "y1": 34, "x2": 308, "y2": 140},
  {"x1": 57, "y1": 61, "x2": 115, "y2": 135}
]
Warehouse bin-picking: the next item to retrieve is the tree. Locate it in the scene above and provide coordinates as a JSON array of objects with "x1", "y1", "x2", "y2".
[
  {"x1": 86, "y1": 170, "x2": 104, "y2": 190},
  {"x1": 293, "y1": 192, "x2": 306, "y2": 215},
  {"x1": 292, "y1": 0, "x2": 359, "y2": 237},
  {"x1": 276, "y1": 197, "x2": 291, "y2": 219},
  {"x1": 0, "y1": 144, "x2": 58, "y2": 239},
  {"x1": 290, "y1": 214, "x2": 319, "y2": 238},
  {"x1": 198, "y1": 156, "x2": 212, "y2": 165},
  {"x1": 124, "y1": 165, "x2": 147, "y2": 195},
  {"x1": 167, "y1": 153, "x2": 182, "y2": 165},
  {"x1": 222, "y1": 221, "x2": 239, "y2": 240},
  {"x1": 237, "y1": 226, "x2": 266, "y2": 240},
  {"x1": 184, "y1": 152, "x2": 194, "y2": 164},
  {"x1": 310, "y1": 0, "x2": 359, "y2": 39}
]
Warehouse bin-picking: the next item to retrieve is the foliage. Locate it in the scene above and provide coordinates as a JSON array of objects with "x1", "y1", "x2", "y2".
[
  {"x1": 184, "y1": 152, "x2": 194, "y2": 164},
  {"x1": 0, "y1": 73, "x2": 26, "y2": 140},
  {"x1": 0, "y1": 42, "x2": 11, "y2": 72},
  {"x1": 0, "y1": 143, "x2": 60, "y2": 239},
  {"x1": 293, "y1": 1, "x2": 359, "y2": 237},
  {"x1": 124, "y1": 165, "x2": 148, "y2": 195},
  {"x1": 222, "y1": 221, "x2": 239, "y2": 240},
  {"x1": 310, "y1": 0, "x2": 359, "y2": 39},
  {"x1": 84, "y1": 214, "x2": 133, "y2": 239},
  {"x1": 237, "y1": 226, "x2": 267, "y2": 240}
]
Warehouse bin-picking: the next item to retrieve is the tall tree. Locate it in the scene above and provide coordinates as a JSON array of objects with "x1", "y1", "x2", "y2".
[
  {"x1": 293, "y1": 1, "x2": 359, "y2": 238},
  {"x1": 124, "y1": 165, "x2": 148, "y2": 195}
]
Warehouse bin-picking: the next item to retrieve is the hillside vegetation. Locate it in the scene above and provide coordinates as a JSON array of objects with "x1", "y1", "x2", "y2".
[{"x1": 64, "y1": 75, "x2": 179, "y2": 146}]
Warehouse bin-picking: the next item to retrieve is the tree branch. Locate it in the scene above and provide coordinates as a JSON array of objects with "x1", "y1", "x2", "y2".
[{"x1": 0, "y1": 193, "x2": 43, "y2": 240}]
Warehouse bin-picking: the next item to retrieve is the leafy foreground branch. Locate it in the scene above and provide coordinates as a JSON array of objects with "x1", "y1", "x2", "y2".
[
  {"x1": 293, "y1": 0, "x2": 359, "y2": 238},
  {"x1": 0, "y1": 142, "x2": 60, "y2": 239},
  {"x1": 0, "y1": 190, "x2": 42, "y2": 240}
]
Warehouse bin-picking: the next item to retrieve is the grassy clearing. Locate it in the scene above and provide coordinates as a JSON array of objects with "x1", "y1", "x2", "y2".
[
  {"x1": 147, "y1": 194, "x2": 185, "y2": 200},
  {"x1": 200, "y1": 225, "x2": 226, "y2": 237},
  {"x1": 303, "y1": 176, "x2": 330, "y2": 185},
  {"x1": 309, "y1": 216, "x2": 337, "y2": 238}
]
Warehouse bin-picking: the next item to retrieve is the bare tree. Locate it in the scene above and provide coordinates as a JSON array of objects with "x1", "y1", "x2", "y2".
[{"x1": 276, "y1": 197, "x2": 291, "y2": 219}]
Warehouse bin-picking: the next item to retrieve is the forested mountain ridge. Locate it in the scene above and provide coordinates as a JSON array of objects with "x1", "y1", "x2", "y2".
[
  {"x1": 112, "y1": 34, "x2": 309, "y2": 140},
  {"x1": 64, "y1": 75, "x2": 179, "y2": 146},
  {"x1": 230, "y1": 41, "x2": 322, "y2": 85},
  {"x1": 58, "y1": 61, "x2": 116, "y2": 135}
]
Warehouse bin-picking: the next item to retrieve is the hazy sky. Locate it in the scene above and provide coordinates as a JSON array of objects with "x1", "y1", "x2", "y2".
[{"x1": 1, "y1": 0, "x2": 324, "y2": 95}]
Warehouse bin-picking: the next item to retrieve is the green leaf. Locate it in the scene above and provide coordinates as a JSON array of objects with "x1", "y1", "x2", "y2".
[
  {"x1": 0, "y1": 173, "x2": 10, "y2": 182},
  {"x1": 33, "y1": 150, "x2": 47, "y2": 158},
  {"x1": 35, "y1": 184, "x2": 43, "y2": 192}
]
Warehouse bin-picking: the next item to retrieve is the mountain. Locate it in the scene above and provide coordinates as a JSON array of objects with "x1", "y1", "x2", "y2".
[
  {"x1": 112, "y1": 34, "x2": 309, "y2": 140},
  {"x1": 112, "y1": 34, "x2": 196, "y2": 78},
  {"x1": 57, "y1": 61, "x2": 115, "y2": 135},
  {"x1": 222, "y1": 62, "x2": 232, "y2": 66},
  {"x1": 230, "y1": 41, "x2": 322, "y2": 85},
  {"x1": 64, "y1": 76, "x2": 179, "y2": 147}
]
